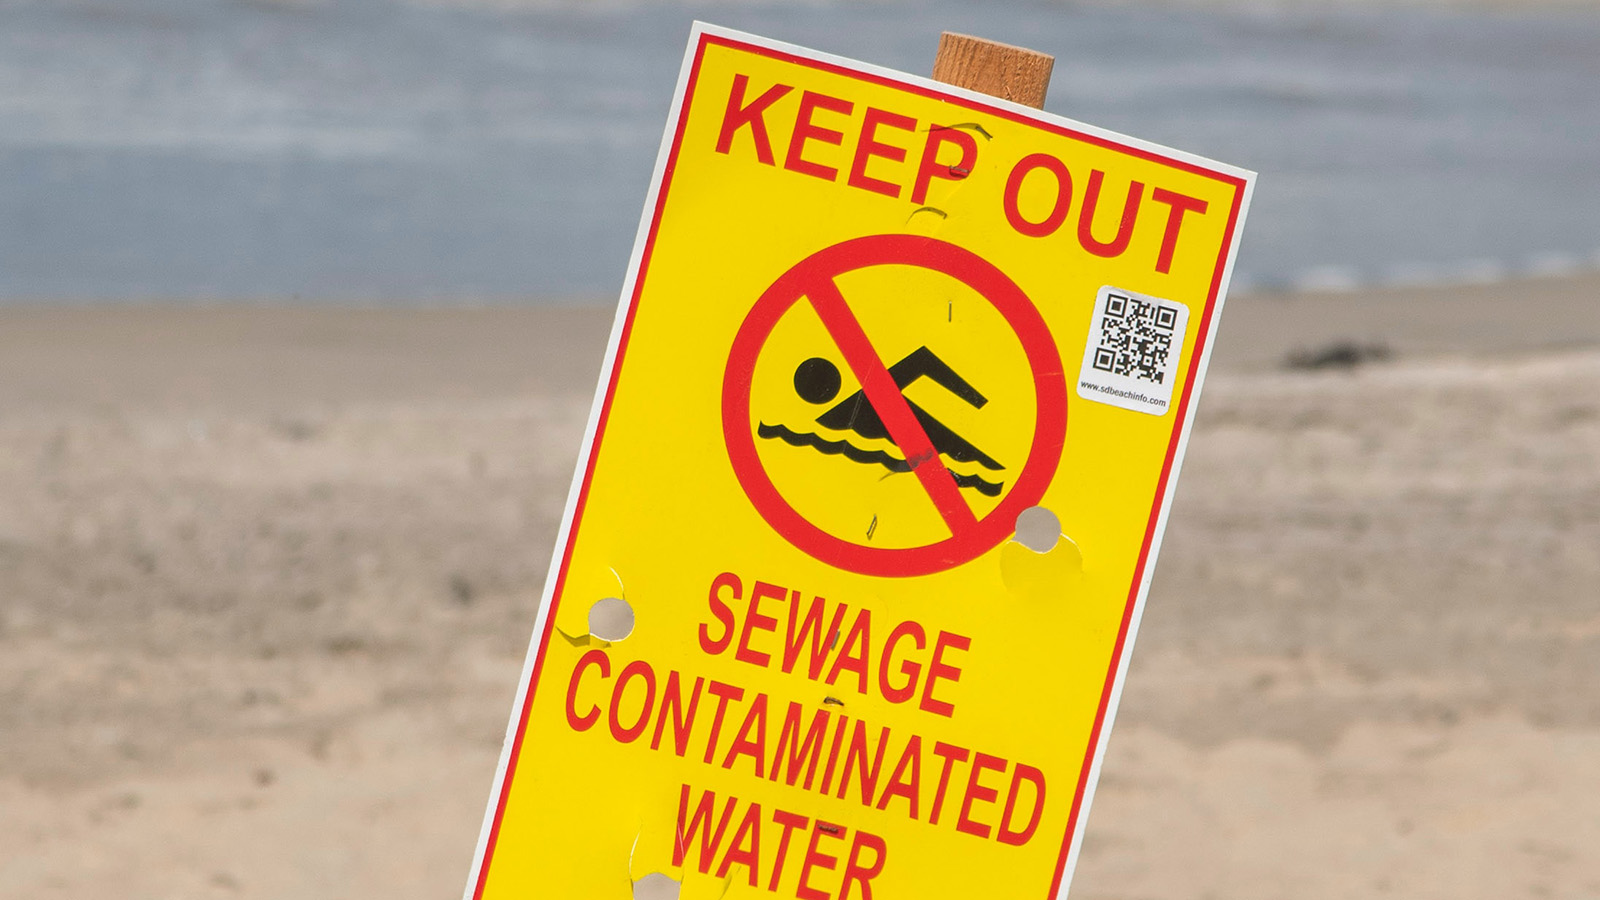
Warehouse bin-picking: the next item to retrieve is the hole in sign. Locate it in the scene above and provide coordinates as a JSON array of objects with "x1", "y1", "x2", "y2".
[
  {"x1": 632, "y1": 872, "x2": 680, "y2": 900},
  {"x1": 1013, "y1": 505, "x2": 1060, "y2": 553},
  {"x1": 589, "y1": 597, "x2": 635, "y2": 642}
]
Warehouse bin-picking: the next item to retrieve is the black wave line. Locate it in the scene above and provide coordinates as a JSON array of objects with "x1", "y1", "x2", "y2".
[
  {"x1": 759, "y1": 422, "x2": 911, "y2": 472},
  {"x1": 757, "y1": 423, "x2": 1004, "y2": 497},
  {"x1": 949, "y1": 471, "x2": 1003, "y2": 498}
]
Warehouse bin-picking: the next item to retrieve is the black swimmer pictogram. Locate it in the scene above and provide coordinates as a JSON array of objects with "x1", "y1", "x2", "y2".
[
  {"x1": 724, "y1": 235, "x2": 1067, "y2": 575},
  {"x1": 757, "y1": 347, "x2": 1006, "y2": 497}
]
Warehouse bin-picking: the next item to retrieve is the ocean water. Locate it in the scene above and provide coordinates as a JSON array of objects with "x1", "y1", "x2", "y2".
[{"x1": 2, "y1": 0, "x2": 1598, "y2": 302}]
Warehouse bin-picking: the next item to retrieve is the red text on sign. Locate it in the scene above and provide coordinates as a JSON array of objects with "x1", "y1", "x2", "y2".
[
  {"x1": 715, "y1": 73, "x2": 1213, "y2": 276},
  {"x1": 563, "y1": 647, "x2": 1048, "y2": 848},
  {"x1": 699, "y1": 571, "x2": 970, "y2": 716},
  {"x1": 715, "y1": 74, "x2": 976, "y2": 206},
  {"x1": 675, "y1": 784, "x2": 886, "y2": 899},
  {"x1": 1002, "y1": 152, "x2": 1211, "y2": 274}
]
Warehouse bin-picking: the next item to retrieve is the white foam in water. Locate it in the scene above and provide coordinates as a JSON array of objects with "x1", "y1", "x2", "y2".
[
  {"x1": 1380, "y1": 260, "x2": 1448, "y2": 289},
  {"x1": 1453, "y1": 259, "x2": 1512, "y2": 285},
  {"x1": 1291, "y1": 265, "x2": 1363, "y2": 293},
  {"x1": 1526, "y1": 251, "x2": 1583, "y2": 279}
]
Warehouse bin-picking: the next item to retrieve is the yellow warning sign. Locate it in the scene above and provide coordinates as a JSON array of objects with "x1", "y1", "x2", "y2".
[{"x1": 467, "y1": 23, "x2": 1253, "y2": 900}]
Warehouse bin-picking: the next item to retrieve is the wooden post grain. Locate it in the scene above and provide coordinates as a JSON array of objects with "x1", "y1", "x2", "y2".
[{"x1": 931, "y1": 32, "x2": 1054, "y2": 110}]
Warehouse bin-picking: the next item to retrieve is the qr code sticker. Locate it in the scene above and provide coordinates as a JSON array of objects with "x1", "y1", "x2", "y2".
[
  {"x1": 1077, "y1": 287, "x2": 1190, "y2": 416},
  {"x1": 1093, "y1": 293, "x2": 1180, "y2": 384}
]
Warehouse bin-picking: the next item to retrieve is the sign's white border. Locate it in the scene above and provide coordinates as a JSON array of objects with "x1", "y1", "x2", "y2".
[{"x1": 463, "y1": 22, "x2": 1256, "y2": 900}]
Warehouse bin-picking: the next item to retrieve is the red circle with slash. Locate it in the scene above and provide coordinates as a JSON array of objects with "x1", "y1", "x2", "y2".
[{"x1": 722, "y1": 234, "x2": 1067, "y2": 577}]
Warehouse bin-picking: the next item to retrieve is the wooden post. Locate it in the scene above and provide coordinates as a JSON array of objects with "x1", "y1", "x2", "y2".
[{"x1": 931, "y1": 32, "x2": 1054, "y2": 110}]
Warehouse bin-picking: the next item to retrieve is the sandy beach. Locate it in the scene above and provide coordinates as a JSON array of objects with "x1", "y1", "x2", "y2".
[{"x1": 1, "y1": 275, "x2": 1597, "y2": 898}]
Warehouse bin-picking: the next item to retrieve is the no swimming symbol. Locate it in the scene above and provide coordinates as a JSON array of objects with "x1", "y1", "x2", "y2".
[{"x1": 722, "y1": 234, "x2": 1068, "y2": 578}]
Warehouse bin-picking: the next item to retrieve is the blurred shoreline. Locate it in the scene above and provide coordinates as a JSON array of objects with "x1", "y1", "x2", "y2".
[{"x1": 2, "y1": 272, "x2": 1595, "y2": 420}]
